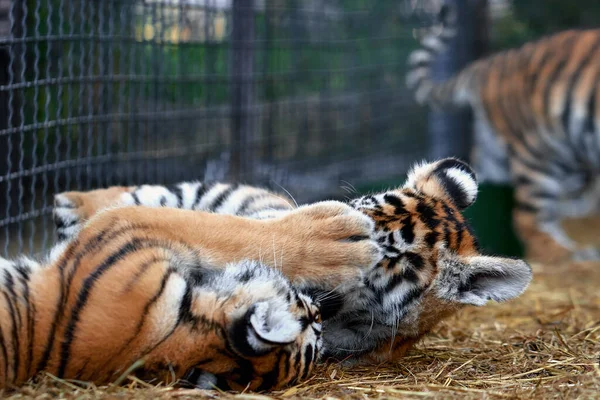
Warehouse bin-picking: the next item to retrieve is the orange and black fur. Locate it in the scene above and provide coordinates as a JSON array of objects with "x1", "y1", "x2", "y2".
[
  {"x1": 47, "y1": 158, "x2": 531, "y2": 369},
  {"x1": 407, "y1": 2, "x2": 600, "y2": 263},
  {"x1": 0, "y1": 198, "x2": 386, "y2": 390}
]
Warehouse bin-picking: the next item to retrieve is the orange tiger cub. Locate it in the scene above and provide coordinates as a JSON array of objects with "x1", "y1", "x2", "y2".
[
  {"x1": 407, "y1": 2, "x2": 600, "y2": 263},
  {"x1": 53, "y1": 158, "x2": 532, "y2": 366},
  {"x1": 0, "y1": 200, "x2": 382, "y2": 390}
]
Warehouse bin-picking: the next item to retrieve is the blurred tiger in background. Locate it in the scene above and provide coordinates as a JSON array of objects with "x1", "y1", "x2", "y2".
[
  {"x1": 52, "y1": 158, "x2": 531, "y2": 366},
  {"x1": 407, "y1": 1, "x2": 600, "y2": 263}
]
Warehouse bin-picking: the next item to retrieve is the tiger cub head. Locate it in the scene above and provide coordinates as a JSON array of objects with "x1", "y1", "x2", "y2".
[
  {"x1": 176, "y1": 261, "x2": 322, "y2": 391},
  {"x1": 349, "y1": 158, "x2": 532, "y2": 361}
]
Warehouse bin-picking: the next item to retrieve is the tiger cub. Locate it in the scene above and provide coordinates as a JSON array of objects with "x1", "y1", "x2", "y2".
[
  {"x1": 407, "y1": 3, "x2": 600, "y2": 263},
  {"x1": 54, "y1": 158, "x2": 532, "y2": 365},
  {"x1": 0, "y1": 197, "x2": 383, "y2": 390}
]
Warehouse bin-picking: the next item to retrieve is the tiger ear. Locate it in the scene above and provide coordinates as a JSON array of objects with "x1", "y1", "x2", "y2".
[
  {"x1": 404, "y1": 158, "x2": 478, "y2": 209},
  {"x1": 230, "y1": 300, "x2": 301, "y2": 357},
  {"x1": 436, "y1": 252, "x2": 532, "y2": 306}
]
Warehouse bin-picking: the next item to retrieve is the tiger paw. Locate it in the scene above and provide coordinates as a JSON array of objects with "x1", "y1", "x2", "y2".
[
  {"x1": 53, "y1": 187, "x2": 131, "y2": 241},
  {"x1": 274, "y1": 201, "x2": 383, "y2": 287}
]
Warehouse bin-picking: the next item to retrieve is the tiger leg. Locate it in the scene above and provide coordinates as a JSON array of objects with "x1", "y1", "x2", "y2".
[
  {"x1": 512, "y1": 163, "x2": 599, "y2": 263},
  {"x1": 81, "y1": 203, "x2": 381, "y2": 290},
  {"x1": 54, "y1": 183, "x2": 293, "y2": 241}
]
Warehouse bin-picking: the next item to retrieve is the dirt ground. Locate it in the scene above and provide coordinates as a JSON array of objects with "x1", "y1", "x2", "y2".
[{"x1": 5, "y1": 220, "x2": 600, "y2": 399}]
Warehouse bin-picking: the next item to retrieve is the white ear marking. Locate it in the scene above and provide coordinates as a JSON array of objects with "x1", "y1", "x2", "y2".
[{"x1": 444, "y1": 167, "x2": 478, "y2": 205}]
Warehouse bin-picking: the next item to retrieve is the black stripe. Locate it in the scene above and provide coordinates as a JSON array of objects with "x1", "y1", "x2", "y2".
[
  {"x1": 122, "y1": 256, "x2": 166, "y2": 293},
  {"x1": 583, "y1": 77, "x2": 597, "y2": 134},
  {"x1": 193, "y1": 182, "x2": 215, "y2": 210},
  {"x1": 397, "y1": 287, "x2": 425, "y2": 310},
  {"x1": 404, "y1": 252, "x2": 425, "y2": 270},
  {"x1": 55, "y1": 224, "x2": 151, "y2": 362},
  {"x1": 399, "y1": 215, "x2": 415, "y2": 244},
  {"x1": 416, "y1": 201, "x2": 440, "y2": 230},
  {"x1": 35, "y1": 239, "x2": 79, "y2": 375},
  {"x1": 0, "y1": 316, "x2": 9, "y2": 384},
  {"x1": 236, "y1": 194, "x2": 264, "y2": 216},
  {"x1": 57, "y1": 238, "x2": 150, "y2": 377},
  {"x1": 301, "y1": 344, "x2": 314, "y2": 380},
  {"x1": 281, "y1": 349, "x2": 291, "y2": 386},
  {"x1": 54, "y1": 215, "x2": 78, "y2": 230},
  {"x1": 443, "y1": 221, "x2": 452, "y2": 248},
  {"x1": 229, "y1": 305, "x2": 265, "y2": 357},
  {"x1": 434, "y1": 158, "x2": 476, "y2": 183},
  {"x1": 3, "y1": 271, "x2": 22, "y2": 380},
  {"x1": 383, "y1": 194, "x2": 407, "y2": 215},
  {"x1": 90, "y1": 266, "x2": 178, "y2": 378},
  {"x1": 258, "y1": 351, "x2": 286, "y2": 391},
  {"x1": 455, "y1": 220, "x2": 464, "y2": 249},
  {"x1": 3, "y1": 271, "x2": 22, "y2": 333},
  {"x1": 383, "y1": 261, "x2": 410, "y2": 291},
  {"x1": 131, "y1": 192, "x2": 141, "y2": 205},
  {"x1": 2, "y1": 289, "x2": 19, "y2": 382},
  {"x1": 438, "y1": 172, "x2": 471, "y2": 209},
  {"x1": 166, "y1": 184, "x2": 184, "y2": 208},
  {"x1": 14, "y1": 263, "x2": 35, "y2": 378},
  {"x1": 424, "y1": 231, "x2": 439, "y2": 248},
  {"x1": 206, "y1": 184, "x2": 239, "y2": 212},
  {"x1": 527, "y1": 44, "x2": 551, "y2": 94},
  {"x1": 542, "y1": 38, "x2": 581, "y2": 126}
]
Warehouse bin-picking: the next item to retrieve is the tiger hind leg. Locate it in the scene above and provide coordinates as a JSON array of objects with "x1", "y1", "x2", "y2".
[
  {"x1": 53, "y1": 182, "x2": 295, "y2": 242},
  {"x1": 512, "y1": 164, "x2": 600, "y2": 263}
]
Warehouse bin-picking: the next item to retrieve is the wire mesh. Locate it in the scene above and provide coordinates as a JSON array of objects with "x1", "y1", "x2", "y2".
[{"x1": 0, "y1": 0, "x2": 463, "y2": 258}]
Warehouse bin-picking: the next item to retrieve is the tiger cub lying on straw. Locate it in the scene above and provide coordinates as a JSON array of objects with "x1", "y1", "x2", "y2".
[{"x1": 0, "y1": 158, "x2": 531, "y2": 390}]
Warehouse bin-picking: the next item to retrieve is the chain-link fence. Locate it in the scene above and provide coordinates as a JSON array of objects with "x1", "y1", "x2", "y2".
[{"x1": 0, "y1": 0, "x2": 484, "y2": 257}]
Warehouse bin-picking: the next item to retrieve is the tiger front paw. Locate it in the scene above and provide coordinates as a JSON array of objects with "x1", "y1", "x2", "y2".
[
  {"x1": 275, "y1": 201, "x2": 383, "y2": 288},
  {"x1": 53, "y1": 187, "x2": 132, "y2": 241}
]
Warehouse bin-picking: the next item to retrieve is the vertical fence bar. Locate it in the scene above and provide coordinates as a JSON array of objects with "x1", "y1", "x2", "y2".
[
  {"x1": 0, "y1": 0, "x2": 15, "y2": 255},
  {"x1": 427, "y1": 0, "x2": 488, "y2": 161},
  {"x1": 230, "y1": 0, "x2": 255, "y2": 181}
]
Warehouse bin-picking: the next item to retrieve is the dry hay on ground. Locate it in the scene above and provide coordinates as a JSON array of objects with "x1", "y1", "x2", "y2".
[{"x1": 5, "y1": 223, "x2": 600, "y2": 399}]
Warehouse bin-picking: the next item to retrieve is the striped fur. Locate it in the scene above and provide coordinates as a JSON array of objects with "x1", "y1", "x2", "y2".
[
  {"x1": 407, "y1": 2, "x2": 600, "y2": 262},
  {"x1": 1, "y1": 198, "x2": 395, "y2": 390},
  {"x1": 52, "y1": 158, "x2": 532, "y2": 365}
]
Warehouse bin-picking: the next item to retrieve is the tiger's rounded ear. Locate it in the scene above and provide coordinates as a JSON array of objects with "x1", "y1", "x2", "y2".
[
  {"x1": 229, "y1": 300, "x2": 301, "y2": 357},
  {"x1": 404, "y1": 158, "x2": 478, "y2": 210}
]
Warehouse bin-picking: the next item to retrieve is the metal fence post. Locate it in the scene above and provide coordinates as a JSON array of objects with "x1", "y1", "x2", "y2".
[
  {"x1": 427, "y1": 0, "x2": 488, "y2": 162},
  {"x1": 230, "y1": 0, "x2": 255, "y2": 181}
]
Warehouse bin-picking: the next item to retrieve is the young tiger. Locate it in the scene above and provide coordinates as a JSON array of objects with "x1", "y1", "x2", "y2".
[
  {"x1": 53, "y1": 158, "x2": 532, "y2": 366},
  {"x1": 406, "y1": 3, "x2": 600, "y2": 263},
  {"x1": 0, "y1": 196, "x2": 384, "y2": 390}
]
